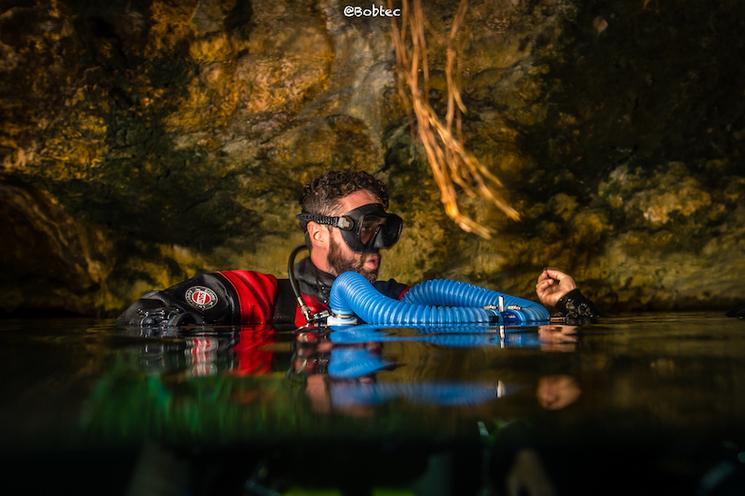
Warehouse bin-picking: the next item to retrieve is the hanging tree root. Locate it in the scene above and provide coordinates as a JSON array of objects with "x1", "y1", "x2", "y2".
[{"x1": 388, "y1": 0, "x2": 520, "y2": 238}]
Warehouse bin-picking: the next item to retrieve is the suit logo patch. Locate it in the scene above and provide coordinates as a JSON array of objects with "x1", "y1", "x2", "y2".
[{"x1": 185, "y1": 286, "x2": 218, "y2": 310}]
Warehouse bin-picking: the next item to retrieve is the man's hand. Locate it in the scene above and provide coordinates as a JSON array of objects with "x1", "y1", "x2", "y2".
[{"x1": 536, "y1": 268, "x2": 577, "y2": 308}]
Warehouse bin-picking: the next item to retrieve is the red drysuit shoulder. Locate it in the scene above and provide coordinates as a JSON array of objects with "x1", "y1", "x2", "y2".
[{"x1": 220, "y1": 270, "x2": 278, "y2": 324}]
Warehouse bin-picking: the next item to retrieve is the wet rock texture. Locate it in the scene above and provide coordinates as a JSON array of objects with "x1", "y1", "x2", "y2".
[{"x1": 1, "y1": 0, "x2": 744, "y2": 315}]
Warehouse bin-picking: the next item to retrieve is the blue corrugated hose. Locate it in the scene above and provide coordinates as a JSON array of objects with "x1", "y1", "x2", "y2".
[{"x1": 329, "y1": 272, "x2": 549, "y2": 325}]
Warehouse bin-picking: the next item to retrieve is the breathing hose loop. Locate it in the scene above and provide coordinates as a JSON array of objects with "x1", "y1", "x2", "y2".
[{"x1": 329, "y1": 272, "x2": 549, "y2": 326}]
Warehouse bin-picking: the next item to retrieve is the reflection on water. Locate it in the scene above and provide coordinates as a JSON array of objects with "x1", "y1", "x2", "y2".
[
  {"x1": 2, "y1": 314, "x2": 745, "y2": 494},
  {"x1": 536, "y1": 375, "x2": 581, "y2": 411}
]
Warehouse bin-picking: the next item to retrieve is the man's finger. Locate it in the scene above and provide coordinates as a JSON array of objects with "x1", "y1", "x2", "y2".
[{"x1": 545, "y1": 267, "x2": 567, "y2": 280}]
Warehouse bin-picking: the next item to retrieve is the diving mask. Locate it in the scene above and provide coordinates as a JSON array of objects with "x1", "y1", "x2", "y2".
[{"x1": 297, "y1": 203, "x2": 403, "y2": 252}]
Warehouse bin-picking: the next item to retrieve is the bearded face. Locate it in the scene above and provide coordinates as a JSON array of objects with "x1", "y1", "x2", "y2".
[{"x1": 327, "y1": 235, "x2": 380, "y2": 283}]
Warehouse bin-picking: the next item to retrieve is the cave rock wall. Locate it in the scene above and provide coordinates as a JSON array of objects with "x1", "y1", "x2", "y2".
[{"x1": 1, "y1": 0, "x2": 744, "y2": 314}]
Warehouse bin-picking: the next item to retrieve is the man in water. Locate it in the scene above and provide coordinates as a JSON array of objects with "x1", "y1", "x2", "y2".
[{"x1": 118, "y1": 170, "x2": 597, "y2": 328}]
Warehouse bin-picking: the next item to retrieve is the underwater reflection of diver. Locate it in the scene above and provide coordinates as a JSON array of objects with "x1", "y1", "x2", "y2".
[
  {"x1": 327, "y1": 323, "x2": 580, "y2": 352},
  {"x1": 116, "y1": 324, "x2": 278, "y2": 377},
  {"x1": 91, "y1": 319, "x2": 594, "y2": 495},
  {"x1": 106, "y1": 328, "x2": 493, "y2": 495},
  {"x1": 288, "y1": 327, "x2": 549, "y2": 414},
  {"x1": 284, "y1": 329, "x2": 589, "y2": 495}
]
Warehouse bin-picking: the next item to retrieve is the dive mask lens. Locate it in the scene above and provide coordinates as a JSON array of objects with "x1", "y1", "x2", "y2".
[
  {"x1": 342, "y1": 204, "x2": 403, "y2": 251},
  {"x1": 359, "y1": 215, "x2": 387, "y2": 245},
  {"x1": 379, "y1": 213, "x2": 403, "y2": 248}
]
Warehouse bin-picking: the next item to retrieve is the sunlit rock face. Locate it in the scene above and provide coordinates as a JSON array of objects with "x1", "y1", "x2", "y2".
[{"x1": 1, "y1": 0, "x2": 743, "y2": 315}]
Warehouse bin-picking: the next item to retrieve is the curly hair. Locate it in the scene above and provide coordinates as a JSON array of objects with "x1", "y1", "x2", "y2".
[{"x1": 300, "y1": 170, "x2": 388, "y2": 215}]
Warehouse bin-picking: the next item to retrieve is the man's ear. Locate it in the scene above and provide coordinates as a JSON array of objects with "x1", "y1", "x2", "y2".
[{"x1": 307, "y1": 221, "x2": 329, "y2": 249}]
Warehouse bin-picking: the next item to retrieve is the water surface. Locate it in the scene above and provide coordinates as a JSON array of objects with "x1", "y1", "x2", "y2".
[{"x1": 2, "y1": 313, "x2": 744, "y2": 494}]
